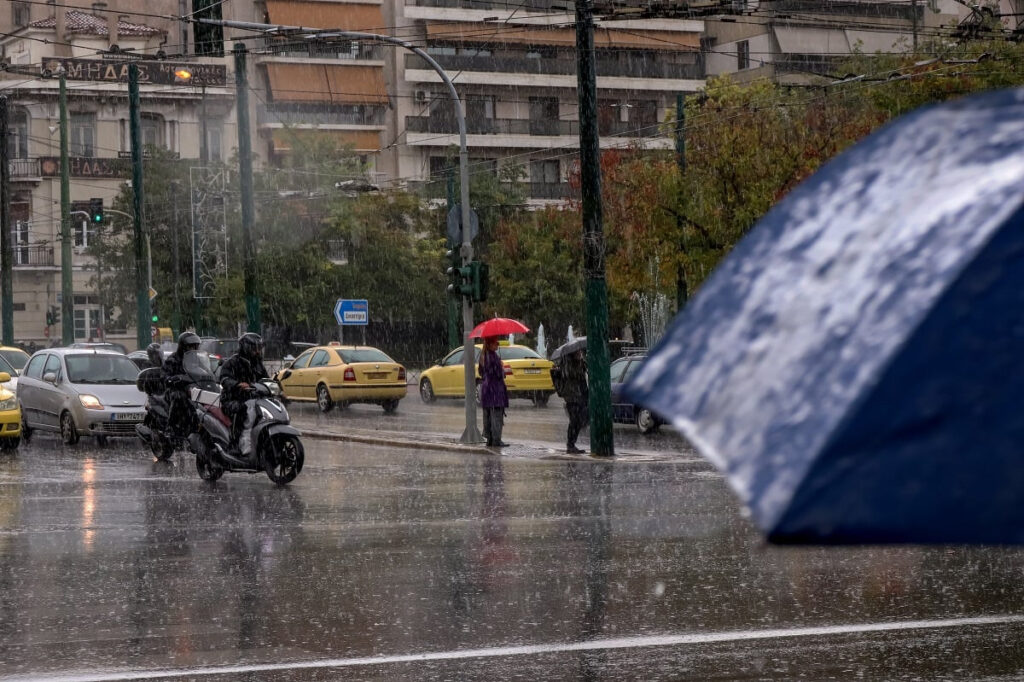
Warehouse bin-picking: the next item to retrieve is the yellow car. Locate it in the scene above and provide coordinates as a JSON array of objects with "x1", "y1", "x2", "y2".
[
  {"x1": 0, "y1": 372, "x2": 21, "y2": 449},
  {"x1": 274, "y1": 344, "x2": 407, "y2": 414},
  {"x1": 419, "y1": 343, "x2": 555, "y2": 407}
]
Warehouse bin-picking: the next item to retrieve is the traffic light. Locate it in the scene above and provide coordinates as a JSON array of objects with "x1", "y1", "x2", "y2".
[
  {"x1": 45, "y1": 309, "x2": 53, "y2": 326},
  {"x1": 446, "y1": 261, "x2": 489, "y2": 302},
  {"x1": 445, "y1": 248, "x2": 462, "y2": 298},
  {"x1": 46, "y1": 306, "x2": 59, "y2": 326},
  {"x1": 150, "y1": 300, "x2": 159, "y2": 323},
  {"x1": 88, "y1": 198, "x2": 103, "y2": 224}
]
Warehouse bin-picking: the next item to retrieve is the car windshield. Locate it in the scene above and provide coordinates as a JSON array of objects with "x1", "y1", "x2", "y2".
[
  {"x1": 0, "y1": 350, "x2": 27, "y2": 373},
  {"x1": 498, "y1": 346, "x2": 542, "y2": 360},
  {"x1": 0, "y1": 354, "x2": 16, "y2": 377},
  {"x1": 338, "y1": 348, "x2": 392, "y2": 363},
  {"x1": 65, "y1": 354, "x2": 140, "y2": 384}
]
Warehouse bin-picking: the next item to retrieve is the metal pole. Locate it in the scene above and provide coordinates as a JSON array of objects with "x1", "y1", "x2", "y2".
[
  {"x1": 171, "y1": 182, "x2": 181, "y2": 334},
  {"x1": 129, "y1": 64, "x2": 151, "y2": 350},
  {"x1": 201, "y1": 18, "x2": 481, "y2": 441},
  {"x1": 234, "y1": 42, "x2": 260, "y2": 334},
  {"x1": 575, "y1": 0, "x2": 614, "y2": 457},
  {"x1": 674, "y1": 93, "x2": 688, "y2": 312},
  {"x1": 199, "y1": 85, "x2": 208, "y2": 163},
  {"x1": 0, "y1": 96, "x2": 13, "y2": 346},
  {"x1": 912, "y1": 0, "x2": 919, "y2": 53},
  {"x1": 59, "y1": 71, "x2": 73, "y2": 345},
  {"x1": 445, "y1": 169, "x2": 459, "y2": 350}
]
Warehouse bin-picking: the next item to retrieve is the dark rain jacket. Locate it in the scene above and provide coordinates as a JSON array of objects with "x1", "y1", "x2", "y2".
[
  {"x1": 478, "y1": 348, "x2": 509, "y2": 409},
  {"x1": 560, "y1": 354, "x2": 588, "y2": 404},
  {"x1": 219, "y1": 354, "x2": 269, "y2": 413}
]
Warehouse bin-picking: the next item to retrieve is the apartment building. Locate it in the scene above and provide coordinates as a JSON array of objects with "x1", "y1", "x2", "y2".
[
  {"x1": 0, "y1": 5, "x2": 233, "y2": 346},
  {"x1": 705, "y1": 1, "x2": 968, "y2": 85}
]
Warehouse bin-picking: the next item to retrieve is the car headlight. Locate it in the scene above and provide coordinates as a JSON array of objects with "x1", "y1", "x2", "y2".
[
  {"x1": 0, "y1": 397, "x2": 16, "y2": 411},
  {"x1": 79, "y1": 394, "x2": 103, "y2": 410}
]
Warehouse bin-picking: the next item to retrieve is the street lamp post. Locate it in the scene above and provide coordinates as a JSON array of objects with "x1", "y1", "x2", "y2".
[{"x1": 200, "y1": 18, "x2": 483, "y2": 443}]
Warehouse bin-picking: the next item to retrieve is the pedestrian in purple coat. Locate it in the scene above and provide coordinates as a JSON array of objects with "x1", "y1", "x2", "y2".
[{"x1": 478, "y1": 336, "x2": 509, "y2": 447}]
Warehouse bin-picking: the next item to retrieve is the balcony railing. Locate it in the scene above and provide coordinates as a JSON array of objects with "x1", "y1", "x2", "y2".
[
  {"x1": 258, "y1": 104, "x2": 387, "y2": 127},
  {"x1": 408, "y1": 0, "x2": 560, "y2": 8},
  {"x1": 406, "y1": 115, "x2": 665, "y2": 138},
  {"x1": 412, "y1": 178, "x2": 575, "y2": 199},
  {"x1": 9, "y1": 158, "x2": 40, "y2": 178},
  {"x1": 257, "y1": 36, "x2": 385, "y2": 61},
  {"x1": 13, "y1": 245, "x2": 54, "y2": 267},
  {"x1": 405, "y1": 53, "x2": 703, "y2": 80}
]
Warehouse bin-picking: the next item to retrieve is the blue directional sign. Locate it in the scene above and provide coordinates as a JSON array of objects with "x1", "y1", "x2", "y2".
[{"x1": 334, "y1": 299, "x2": 369, "y2": 326}]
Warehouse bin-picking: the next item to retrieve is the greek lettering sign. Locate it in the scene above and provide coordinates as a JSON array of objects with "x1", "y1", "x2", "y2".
[
  {"x1": 42, "y1": 58, "x2": 227, "y2": 86},
  {"x1": 334, "y1": 299, "x2": 369, "y2": 326},
  {"x1": 39, "y1": 157, "x2": 129, "y2": 179}
]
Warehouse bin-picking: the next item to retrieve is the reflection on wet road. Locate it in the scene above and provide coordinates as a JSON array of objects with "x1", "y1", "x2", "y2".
[{"x1": 1, "y1": 436, "x2": 1023, "y2": 680}]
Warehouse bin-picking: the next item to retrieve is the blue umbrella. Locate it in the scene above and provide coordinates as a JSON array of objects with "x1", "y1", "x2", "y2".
[{"x1": 624, "y1": 87, "x2": 1024, "y2": 545}]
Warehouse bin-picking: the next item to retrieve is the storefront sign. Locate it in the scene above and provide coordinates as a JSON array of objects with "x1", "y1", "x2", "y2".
[
  {"x1": 42, "y1": 58, "x2": 227, "y2": 87},
  {"x1": 39, "y1": 157, "x2": 130, "y2": 179}
]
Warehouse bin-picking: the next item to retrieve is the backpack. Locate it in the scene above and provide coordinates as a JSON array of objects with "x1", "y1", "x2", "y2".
[{"x1": 550, "y1": 364, "x2": 566, "y2": 398}]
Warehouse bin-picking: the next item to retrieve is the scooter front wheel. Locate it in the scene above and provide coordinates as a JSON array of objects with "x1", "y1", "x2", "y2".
[
  {"x1": 195, "y1": 439, "x2": 223, "y2": 481},
  {"x1": 265, "y1": 433, "x2": 304, "y2": 485}
]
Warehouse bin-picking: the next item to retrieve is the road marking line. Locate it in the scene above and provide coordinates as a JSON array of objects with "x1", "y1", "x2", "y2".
[{"x1": 9, "y1": 614, "x2": 1024, "y2": 682}]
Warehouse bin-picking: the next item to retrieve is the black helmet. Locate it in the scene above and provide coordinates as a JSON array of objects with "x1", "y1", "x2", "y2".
[
  {"x1": 177, "y1": 331, "x2": 201, "y2": 355},
  {"x1": 146, "y1": 342, "x2": 163, "y2": 368},
  {"x1": 238, "y1": 333, "x2": 263, "y2": 362}
]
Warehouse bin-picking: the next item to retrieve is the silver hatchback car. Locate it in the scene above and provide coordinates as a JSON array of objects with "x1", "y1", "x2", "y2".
[{"x1": 18, "y1": 348, "x2": 145, "y2": 445}]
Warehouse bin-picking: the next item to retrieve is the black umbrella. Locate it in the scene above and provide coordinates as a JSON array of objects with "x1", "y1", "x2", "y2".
[{"x1": 550, "y1": 336, "x2": 586, "y2": 364}]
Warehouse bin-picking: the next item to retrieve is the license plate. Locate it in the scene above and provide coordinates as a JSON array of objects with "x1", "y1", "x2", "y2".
[
  {"x1": 365, "y1": 372, "x2": 389, "y2": 379},
  {"x1": 112, "y1": 412, "x2": 145, "y2": 422},
  {"x1": 524, "y1": 369, "x2": 542, "y2": 374}
]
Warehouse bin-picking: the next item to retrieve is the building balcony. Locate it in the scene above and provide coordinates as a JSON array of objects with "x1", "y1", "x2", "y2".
[
  {"x1": 412, "y1": 177, "x2": 575, "y2": 200},
  {"x1": 257, "y1": 103, "x2": 387, "y2": 128},
  {"x1": 405, "y1": 53, "x2": 703, "y2": 80},
  {"x1": 9, "y1": 157, "x2": 40, "y2": 179},
  {"x1": 13, "y1": 245, "x2": 54, "y2": 267},
  {"x1": 408, "y1": 0, "x2": 559, "y2": 8},
  {"x1": 256, "y1": 37, "x2": 386, "y2": 62},
  {"x1": 406, "y1": 115, "x2": 664, "y2": 138}
]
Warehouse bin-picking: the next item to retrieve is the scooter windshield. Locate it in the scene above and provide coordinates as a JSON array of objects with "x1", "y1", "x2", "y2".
[{"x1": 183, "y1": 350, "x2": 216, "y2": 382}]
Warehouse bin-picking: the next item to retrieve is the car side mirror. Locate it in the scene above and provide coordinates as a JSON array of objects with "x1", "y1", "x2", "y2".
[
  {"x1": 280, "y1": 369, "x2": 292, "y2": 380},
  {"x1": 43, "y1": 372, "x2": 57, "y2": 384},
  {"x1": 0, "y1": 372, "x2": 10, "y2": 383}
]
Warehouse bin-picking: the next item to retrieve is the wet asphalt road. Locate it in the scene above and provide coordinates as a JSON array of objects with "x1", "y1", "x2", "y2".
[{"x1": 1, "y1": 415, "x2": 1024, "y2": 679}]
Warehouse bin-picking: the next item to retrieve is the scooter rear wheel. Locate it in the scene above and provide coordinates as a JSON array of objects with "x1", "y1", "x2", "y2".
[
  {"x1": 265, "y1": 433, "x2": 304, "y2": 485},
  {"x1": 195, "y1": 441, "x2": 223, "y2": 481}
]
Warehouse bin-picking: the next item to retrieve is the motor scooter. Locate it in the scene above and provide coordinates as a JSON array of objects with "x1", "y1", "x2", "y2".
[
  {"x1": 181, "y1": 351, "x2": 304, "y2": 484},
  {"x1": 135, "y1": 366, "x2": 190, "y2": 461}
]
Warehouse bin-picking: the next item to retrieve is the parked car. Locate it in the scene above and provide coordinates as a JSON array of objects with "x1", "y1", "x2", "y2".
[
  {"x1": 609, "y1": 352, "x2": 663, "y2": 434},
  {"x1": 419, "y1": 343, "x2": 554, "y2": 406},
  {"x1": 199, "y1": 338, "x2": 239, "y2": 366},
  {"x1": 18, "y1": 349, "x2": 145, "y2": 445},
  {"x1": 0, "y1": 371, "x2": 21, "y2": 449},
  {"x1": 274, "y1": 344, "x2": 407, "y2": 414}
]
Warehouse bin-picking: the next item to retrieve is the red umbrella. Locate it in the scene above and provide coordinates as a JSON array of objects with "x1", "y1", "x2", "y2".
[{"x1": 469, "y1": 317, "x2": 530, "y2": 339}]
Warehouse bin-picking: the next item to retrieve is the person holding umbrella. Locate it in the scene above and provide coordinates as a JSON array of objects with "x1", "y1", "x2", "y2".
[
  {"x1": 561, "y1": 348, "x2": 589, "y2": 454},
  {"x1": 478, "y1": 335, "x2": 509, "y2": 447}
]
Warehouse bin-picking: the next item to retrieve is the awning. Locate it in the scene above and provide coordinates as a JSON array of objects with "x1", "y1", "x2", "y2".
[
  {"x1": 425, "y1": 22, "x2": 698, "y2": 51},
  {"x1": 774, "y1": 26, "x2": 849, "y2": 55},
  {"x1": 845, "y1": 29, "x2": 911, "y2": 55},
  {"x1": 265, "y1": 64, "x2": 388, "y2": 104},
  {"x1": 271, "y1": 128, "x2": 381, "y2": 153},
  {"x1": 265, "y1": 1, "x2": 384, "y2": 30}
]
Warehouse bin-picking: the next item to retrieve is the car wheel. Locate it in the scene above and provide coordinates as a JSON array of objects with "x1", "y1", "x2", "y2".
[
  {"x1": 532, "y1": 392, "x2": 550, "y2": 408},
  {"x1": 382, "y1": 399, "x2": 399, "y2": 414},
  {"x1": 60, "y1": 411, "x2": 80, "y2": 445},
  {"x1": 0, "y1": 436, "x2": 18, "y2": 450},
  {"x1": 635, "y1": 408, "x2": 660, "y2": 435},
  {"x1": 316, "y1": 384, "x2": 334, "y2": 413},
  {"x1": 419, "y1": 379, "x2": 435, "y2": 403}
]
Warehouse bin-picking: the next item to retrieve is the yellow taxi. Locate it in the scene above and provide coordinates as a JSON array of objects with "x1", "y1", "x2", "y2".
[
  {"x1": 0, "y1": 372, "x2": 21, "y2": 449},
  {"x1": 419, "y1": 343, "x2": 555, "y2": 407},
  {"x1": 274, "y1": 344, "x2": 407, "y2": 414}
]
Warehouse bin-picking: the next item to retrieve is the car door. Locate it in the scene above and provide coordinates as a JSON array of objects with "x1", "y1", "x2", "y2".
[
  {"x1": 279, "y1": 350, "x2": 314, "y2": 400},
  {"x1": 36, "y1": 353, "x2": 66, "y2": 429},
  {"x1": 436, "y1": 349, "x2": 464, "y2": 396},
  {"x1": 17, "y1": 353, "x2": 47, "y2": 428},
  {"x1": 609, "y1": 358, "x2": 632, "y2": 422},
  {"x1": 306, "y1": 349, "x2": 332, "y2": 396}
]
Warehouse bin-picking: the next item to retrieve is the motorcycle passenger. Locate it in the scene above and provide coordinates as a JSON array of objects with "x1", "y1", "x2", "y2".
[
  {"x1": 219, "y1": 333, "x2": 268, "y2": 457},
  {"x1": 162, "y1": 332, "x2": 201, "y2": 437},
  {"x1": 145, "y1": 342, "x2": 164, "y2": 369}
]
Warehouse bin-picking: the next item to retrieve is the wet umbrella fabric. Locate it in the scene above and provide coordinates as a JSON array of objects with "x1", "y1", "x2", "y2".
[
  {"x1": 469, "y1": 318, "x2": 530, "y2": 339},
  {"x1": 551, "y1": 337, "x2": 586, "y2": 364},
  {"x1": 624, "y1": 87, "x2": 1024, "y2": 545}
]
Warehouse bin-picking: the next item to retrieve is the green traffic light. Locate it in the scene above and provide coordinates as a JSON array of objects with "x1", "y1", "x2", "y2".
[{"x1": 151, "y1": 315, "x2": 158, "y2": 323}]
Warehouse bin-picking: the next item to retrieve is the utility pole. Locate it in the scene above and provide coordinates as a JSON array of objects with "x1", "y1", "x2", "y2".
[
  {"x1": 129, "y1": 64, "x2": 151, "y2": 350},
  {"x1": 574, "y1": 0, "x2": 614, "y2": 457},
  {"x1": 445, "y1": 169, "x2": 460, "y2": 350},
  {"x1": 171, "y1": 181, "x2": 182, "y2": 335},
  {"x1": 911, "y1": 0, "x2": 919, "y2": 53},
  {"x1": 59, "y1": 70, "x2": 73, "y2": 345},
  {"x1": 675, "y1": 93, "x2": 688, "y2": 312},
  {"x1": 234, "y1": 42, "x2": 260, "y2": 334},
  {"x1": 0, "y1": 96, "x2": 12, "y2": 346}
]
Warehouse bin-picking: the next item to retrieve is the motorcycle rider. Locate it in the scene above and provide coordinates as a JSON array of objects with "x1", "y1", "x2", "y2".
[
  {"x1": 145, "y1": 342, "x2": 164, "y2": 369},
  {"x1": 219, "y1": 332, "x2": 268, "y2": 457},
  {"x1": 161, "y1": 332, "x2": 201, "y2": 436}
]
